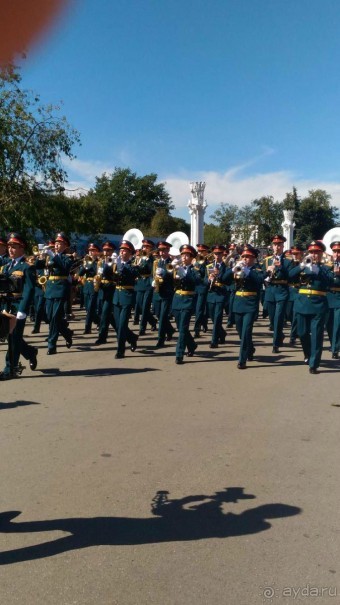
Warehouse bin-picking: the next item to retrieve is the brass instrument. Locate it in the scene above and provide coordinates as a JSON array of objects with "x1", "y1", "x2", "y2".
[
  {"x1": 93, "y1": 259, "x2": 104, "y2": 292},
  {"x1": 38, "y1": 275, "x2": 48, "y2": 287}
]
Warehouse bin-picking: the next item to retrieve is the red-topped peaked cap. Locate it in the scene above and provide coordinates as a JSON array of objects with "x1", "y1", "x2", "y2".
[
  {"x1": 179, "y1": 244, "x2": 197, "y2": 257},
  {"x1": 119, "y1": 240, "x2": 135, "y2": 254},
  {"x1": 308, "y1": 240, "x2": 326, "y2": 253}
]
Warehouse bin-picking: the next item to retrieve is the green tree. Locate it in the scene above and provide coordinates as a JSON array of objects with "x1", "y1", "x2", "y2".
[
  {"x1": 294, "y1": 189, "x2": 339, "y2": 243},
  {"x1": 203, "y1": 223, "x2": 227, "y2": 247},
  {"x1": 88, "y1": 168, "x2": 174, "y2": 234},
  {"x1": 210, "y1": 203, "x2": 239, "y2": 243},
  {"x1": 250, "y1": 196, "x2": 284, "y2": 245},
  {"x1": 0, "y1": 63, "x2": 80, "y2": 237},
  {"x1": 147, "y1": 209, "x2": 189, "y2": 238}
]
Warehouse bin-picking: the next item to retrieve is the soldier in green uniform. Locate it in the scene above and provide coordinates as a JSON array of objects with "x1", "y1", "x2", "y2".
[
  {"x1": 193, "y1": 243, "x2": 210, "y2": 337},
  {"x1": 78, "y1": 242, "x2": 101, "y2": 334},
  {"x1": 0, "y1": 232, "x2": 37, "y2": 380},
  {"x1": 135, "y1": 239, "x2": 157, "y2": 336},
  {"x1": 36, "y1": 232, "x2": 74, "y2": 355},
  {"x1": 326, "y1": 241, "x2": 340, "y2": 359},
  {"x1": 152, "y1": 241, "x2": 175, "y2": 348},
  {"x1": 113, "y1": 240, "x2": 139, "y2": 359},
  {"x1": 286, "y1": 243, "x2": 304, "y2": 345},
  {"x1": 232, "y1": 245, "x2": 264, "y2": 369},
  {"x1": 94, "y1": 241, "x2": 117, "y2": 345},
  {"x1": 171, "y1": 244, "x2": 202, "y2": 365},
  {"x1": 288, "y1": 240, "x2": 333, "y2": 374},
  {"x1": 205, "y1": 244, "x2": 232, "y2": 348},
  {"x1": 262, "y1": 234, "x2": 291, "y2": 353}
]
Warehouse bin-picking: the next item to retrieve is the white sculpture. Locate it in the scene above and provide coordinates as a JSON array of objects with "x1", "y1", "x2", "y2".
[
  {"x1": 188, "y1": 181, "x2": 207, "y2": 247},
  {"x1": 281, "y1": 210, "x2": 295, "y2": 251}
]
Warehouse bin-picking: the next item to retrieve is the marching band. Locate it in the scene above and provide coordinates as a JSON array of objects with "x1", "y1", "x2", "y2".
[{"x1": 0, "y1": 229, "x2": 339, "y2": 379}]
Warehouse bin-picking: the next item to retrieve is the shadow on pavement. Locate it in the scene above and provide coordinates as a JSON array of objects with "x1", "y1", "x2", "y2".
[
  {"x1": 0, "y1": 487, "x2": 301, "y2": 565},
  {"x1": 0, "y1": 400, "x2": 40, "y2": 410}
]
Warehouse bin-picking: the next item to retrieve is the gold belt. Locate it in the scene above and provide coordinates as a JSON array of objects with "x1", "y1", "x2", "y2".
[
  {"x1": 235, "y1": 291, "x2": 257, "y2": 297},
  {"x1": 86, "y1": 277, "x2": 95, "y2": 281},
  {"x1": 212, "y1": 282, "x2": 224, "y2": 287},
  {"x1": 330, "y1": 287, "x2": 340, "y2": 292},
  {"x1": 176, "y1": 290, "x2": 195, "y2": 295},
  {"x1": 101, "y1": 279, "x2": 114, "y2": 284},
  {"x1": 299, "y1": 289, "x2": 327, "y2": 296},
  {"x1": 48, "y1": 276, "x2": 68, "y2": 280},
  {"x1": 10, "y1": 293, "x2": 22, "y2": 298},
  {"x1": 116, "y1": 285, "x2": 134, "y2": 290}
]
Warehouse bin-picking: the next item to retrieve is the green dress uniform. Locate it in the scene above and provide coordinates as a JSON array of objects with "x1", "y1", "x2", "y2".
[
  {"x1": 152, "y1": 257, "x2": 175, "y2": 346},
  {"x1": 0, "y1": 257, "x2": 36, "y2": 377},
  {"x1": 113, "y1": 259, "x2": 139, "y2": 358},
  {"x1": 78, "y1": 259, "x2": 100, "y2": 333},
  {"x1": 232, "y1": 263, "x2": 264, "y2": 367},
  {"x1": 95, "y1": 260, "x2": 116, "y2": 344},
  {"x1": 31, "y1": 265, "x2": 46, "y2": 333},
  {"x1": 37, "y1": 251, "x2": 73, "y2": 353},
  {"x1": 326, "y1": 262, "x2": 340, "y2": 358},
  {"x1": 134, "y1": 253, "x2": 157, "y2": 335},
  {"x1": 289, "y1": 255, "x2": 332, "y2": 372},
  {"x1": 171, "y1": 262, "x2": 202, "y2": 363},
  {"x1": 205, "y1": 261, "x2": 232, "y2": 347},
  {"x1": 261, "y1": 254, "x2": 291, "y2": 350},
  {"x1": 193, "y1": 257, "x2": 209, "y2": 336}
]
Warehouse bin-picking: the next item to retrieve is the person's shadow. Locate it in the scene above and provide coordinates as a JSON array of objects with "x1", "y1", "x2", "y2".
[{"x1": 0, "y1": 487, "x2": 301, "y2": 565}]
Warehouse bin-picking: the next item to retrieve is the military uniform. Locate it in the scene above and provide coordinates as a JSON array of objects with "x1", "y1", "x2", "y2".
[
  {"x1": 78, "y1": 243, "x2": 101, "y2": 334},
  {"x1": 261, "y1": 234, "x2": 291, "y2": 352},
  {"x1": 193, "y1": 244, "x2": 210, "y2": 337},
  {"x1": 94, "y1": 242, "x2": 116, "y2": 345},
  {"x1": 152, "y1": 241, "x2": 175, "y2": 348},
  {"x1": 232, "y1": 245, "x2": 264, "y2": 368},
  {"x1": 205, "y1": 245, "x2": 232, "y2": 347},
  {"x1": 113, "y1": 240, "x2": 139, "y2": 358},
  {"x1": 135, "y1": 239, "x2": 157, "y2": 335},
  {"x1": 288, "y1": 240, "x2": 332, "y2": 373},
  {"x1": 36, "y1": 232, "x2": 73, "y2": 354},
  {"x1": 171, "y1": 245, "x2": 202, "y2": 364},
  {"x1": 0, "y1": 233, "x2": 37, "y2": 379}
]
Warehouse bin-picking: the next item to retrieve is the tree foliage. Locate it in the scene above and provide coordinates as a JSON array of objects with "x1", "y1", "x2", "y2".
[
  {"x1": 85, "y1": 168, "x2": 174, "y2": 234},
  {"x1": 0, "y1": 63, "x2": 80, "y2": 236},
  {"x1": 209, "y1": 188, "x2": 339, "y2": 247}
]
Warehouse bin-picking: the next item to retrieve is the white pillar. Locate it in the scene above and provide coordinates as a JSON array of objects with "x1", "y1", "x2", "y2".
[
  {"x1": 187, "y1": 181, "x2": 207, "y2": 246},
  {"x1": 281, "y1": 210, "x2": 295, "y2": 251}
]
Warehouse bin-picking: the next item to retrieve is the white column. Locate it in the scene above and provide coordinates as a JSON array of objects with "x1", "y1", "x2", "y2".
[
  {"x1": 281, "y1": 210, "x2": 295, "y2": 251},
  {"x1": 187, "y1": 181, "x2": 207, "y2": 246}
]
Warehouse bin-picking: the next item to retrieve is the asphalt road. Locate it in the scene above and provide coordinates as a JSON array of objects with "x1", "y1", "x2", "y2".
[{"x1": 0, "y1": 313, "x2": 339, "y2": 605}]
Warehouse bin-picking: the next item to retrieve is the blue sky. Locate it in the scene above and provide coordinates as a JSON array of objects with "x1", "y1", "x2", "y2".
[{"x1": 17, "y1": 0, "x2": 340, "y2": 222}]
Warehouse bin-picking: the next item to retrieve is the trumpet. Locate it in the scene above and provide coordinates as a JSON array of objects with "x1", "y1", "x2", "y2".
[{"x1": 233, "y1": 260, "x2": 247, "y2": 280}]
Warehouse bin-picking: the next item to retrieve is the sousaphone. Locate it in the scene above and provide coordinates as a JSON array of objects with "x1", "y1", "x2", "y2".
[
  {"x1": 323, "y1": 227, "x2": 340, "y2": 256},
  {"x1": 166, "y1": 231, "x2": 189, "y2": 257},
  {"x1": 123, "y1": 228, "x2": 144, "y2": 250}
]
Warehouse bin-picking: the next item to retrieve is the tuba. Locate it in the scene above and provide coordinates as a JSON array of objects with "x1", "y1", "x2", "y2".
[
  {"x1": 323, "y1": 227, "x2": 340, "y2": 257},
  {"x1": 166, "y1": 231, "x2": 189, "y2": 257},
  {"x1": 123, "y1": 228, "x2": 144, "y2": 251}
]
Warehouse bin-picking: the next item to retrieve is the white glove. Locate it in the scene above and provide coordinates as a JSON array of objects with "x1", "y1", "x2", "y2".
[
  {"x1": 177, "y1": 266, "x2": 186, "y2": 278},
  {"x1": 16, "y1": 311, "x2": 26, "y2": 320},
  {"x1": 156, "y1": 268, "x2": 165, "y2": 277},
  {"x1": 45, "y1": 249, "x2": 54, "y2": 257},
  {"x1": 171, "y1": 258, "x2": 180, "y2": 268},
  {"x1": 242, "y1": 266, "x2": 250, "y2": 276},
  {"x1": 311, "y1": 264, "x2": 320, "y2": 274},
  {"x1": 151, "y1": 279, "x2": 156, "y2": 287}
]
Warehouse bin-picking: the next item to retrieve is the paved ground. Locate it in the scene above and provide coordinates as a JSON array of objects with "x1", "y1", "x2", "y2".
[{"x1": 0, "y1": 313, "x2": 339, "y2": 605}]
